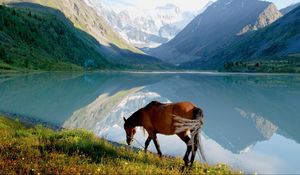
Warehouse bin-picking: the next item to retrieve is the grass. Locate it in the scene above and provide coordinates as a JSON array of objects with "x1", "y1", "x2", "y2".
[{"x1": 0, "y1": 115, "x2": 240, "y2": 174}]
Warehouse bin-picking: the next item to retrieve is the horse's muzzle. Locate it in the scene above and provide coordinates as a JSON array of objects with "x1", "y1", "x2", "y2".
[{"x1": 127, "y1": 138, "x2": 133, "y2": 145}]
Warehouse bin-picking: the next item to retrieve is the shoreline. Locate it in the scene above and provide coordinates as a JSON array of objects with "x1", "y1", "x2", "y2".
[
  {"x1": 0, "y1": 111, "x2": 141, "y2": 151},
  {"x1": 1, "y1": 69, "x2": 300, "y2": 76},
  {"x1": 0, "y1": 111, "x2": 63, "y2": 130}
]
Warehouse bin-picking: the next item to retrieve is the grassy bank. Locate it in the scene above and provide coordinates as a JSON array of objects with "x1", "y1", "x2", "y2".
[{"x1": 0, "y1": 115, "x2": 241, "y2": 174}]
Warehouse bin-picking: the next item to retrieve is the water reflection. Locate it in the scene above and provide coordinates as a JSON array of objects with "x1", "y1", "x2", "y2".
[{"x1": 0, "y1": 72, "x2": 300, "y2": 173}]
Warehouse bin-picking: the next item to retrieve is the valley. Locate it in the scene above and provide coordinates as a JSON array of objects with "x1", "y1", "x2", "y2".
[
  {"x1": 0, "y1": 0, "x2": 300, "y2": 72},
  {"x1": 1, "y1": 1, "x2": 300, "y2": 173}
]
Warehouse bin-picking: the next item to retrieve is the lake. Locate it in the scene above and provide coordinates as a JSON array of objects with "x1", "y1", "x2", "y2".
[{"x1": 0, "y1": 72, "x2": 300, "y2": 174}]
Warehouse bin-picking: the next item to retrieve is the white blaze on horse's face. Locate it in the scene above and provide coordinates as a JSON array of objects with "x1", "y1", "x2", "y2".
[{"x1": 124, "y1": 126, "x2": 136, "y2": 145}]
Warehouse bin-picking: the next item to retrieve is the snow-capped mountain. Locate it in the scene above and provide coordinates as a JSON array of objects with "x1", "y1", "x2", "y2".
[{"x1": 84, "y1": 0, "x2": 213, "y2": 48}]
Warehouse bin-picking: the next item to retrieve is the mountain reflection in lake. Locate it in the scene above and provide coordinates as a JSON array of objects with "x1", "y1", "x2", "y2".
[{"x1": 0, "y1": 72, "x2": 300, "y2": 174}]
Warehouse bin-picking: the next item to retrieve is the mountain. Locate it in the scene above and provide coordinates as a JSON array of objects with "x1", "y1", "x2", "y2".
[
  {"x1": 184, "y1": 5, "x2": 300, "y2": 73},
  {"x1": 148, "y1": 0, "x2": 282, "y2": 64},
  {"x1": 0, "y1": 0, "x2": 170, "y2": 70},
  {"x1": 86, "y1": 0, "x2": 212, "y2": 48},
  {"x1": 280, "y1": 2, "x2": 300, "y2": 15},
  {"x1": 0, "y1": 4, "x2": 114, "y2": 70}
]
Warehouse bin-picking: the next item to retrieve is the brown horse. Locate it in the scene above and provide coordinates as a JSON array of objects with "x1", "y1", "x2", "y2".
[{"x1": 123, "y1": 101, "x2": 205, "y2": 166}]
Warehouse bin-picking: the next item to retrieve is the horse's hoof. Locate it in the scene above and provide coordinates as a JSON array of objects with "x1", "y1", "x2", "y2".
[
  {"x1": 158, "y1": 153, "x2": 163, "y2": 158},
  {"x1": 180, "y1": 166, "x2": 185, "y2": 172},
  {"x1": 184, "y1": 160, "x2": 190, "y2": 167},
  {"x1": 186, "y1": 165, "x2": 193, "y2": 170}
]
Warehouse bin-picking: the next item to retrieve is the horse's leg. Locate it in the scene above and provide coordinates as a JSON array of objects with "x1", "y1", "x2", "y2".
[
  {"x1": 144, "y1": 136, "x2": 152, "y2": 153},
  {"x1": 177, "y1": 132, "x2": 192, "y2": 166},
  {"x1": 190, "y1": 132, "x2": 199, "y2": 166},
  {"x1": 152, "y1": 134, "x2": 162, "y2": 157}
]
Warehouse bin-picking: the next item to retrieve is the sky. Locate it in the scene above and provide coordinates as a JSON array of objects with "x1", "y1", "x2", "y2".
[
  {"x1": 267, "y1": 0, "x2": 300, "y2": 9},
  {"x1": 101, "y1": 0, "x2": 300, "y2": 11}
]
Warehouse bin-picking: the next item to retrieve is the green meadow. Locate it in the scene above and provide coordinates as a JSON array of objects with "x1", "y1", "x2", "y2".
[{"x1": 0, "y1": 115, "x2": 240, "y2": 174}]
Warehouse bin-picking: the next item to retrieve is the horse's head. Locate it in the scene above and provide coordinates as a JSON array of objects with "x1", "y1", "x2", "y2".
[{"x1": 123, "y1": 117, "x2": 136, "y2": 145}]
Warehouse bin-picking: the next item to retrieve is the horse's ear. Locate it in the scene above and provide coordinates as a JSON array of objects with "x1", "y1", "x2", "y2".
[{"x1": 123, "y1": 117, "x2": 127, "y2": 122}]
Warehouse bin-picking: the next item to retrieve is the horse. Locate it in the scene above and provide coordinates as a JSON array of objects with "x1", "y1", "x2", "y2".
[{"x1": 123, "y1": 101, "x2": 205, "y2": 166}]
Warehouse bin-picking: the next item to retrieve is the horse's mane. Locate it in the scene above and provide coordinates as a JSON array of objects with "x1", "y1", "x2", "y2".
[
  {"x1": 125, "y1": 101, "x2": 162, "y2": 126},
  {"x1": 144, "y1": 101, "x2": 163, "y2": 109}
]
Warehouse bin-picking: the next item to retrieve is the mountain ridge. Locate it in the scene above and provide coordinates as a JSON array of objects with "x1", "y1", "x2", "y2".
[
  {"x1": 181, "y1": 5, "x2": 300, "y2": 73},
  {"x1": 0, "y1": 0, "x2": 172, "y2": 70},
  {"x1": 148, "y1": 0, "x2": 282, "y2": 64}
]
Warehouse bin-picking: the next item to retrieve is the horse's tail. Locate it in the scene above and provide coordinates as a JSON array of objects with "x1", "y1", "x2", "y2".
[
  {"x1": 193, "y1": 107, "x2": 207, "y2": 162},
  {"x1": 173, "y1": 107, "x2": 206, "y2": 162},
  {"x1": 197, "y1": 130, "x2": 207, "y2": 162}
]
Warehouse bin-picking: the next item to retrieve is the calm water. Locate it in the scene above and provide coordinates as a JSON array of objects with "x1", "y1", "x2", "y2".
[{"x1": 1, "y1": 72, "x2": 300, "y2": 174}]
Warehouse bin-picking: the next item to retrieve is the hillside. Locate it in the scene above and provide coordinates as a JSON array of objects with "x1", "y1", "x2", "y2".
[
  {"x1": 183, "y1": 5, "x2": 300, "y2": 73},
  {"x1": 0, "y1": 0, "x2": 170, "y2": 70},
  {"x1": 0, "y1": 5, "x2": 113, "y2": 71},
  {"x1": 1, "y1": 0, "x2": 140, "y2": 52},
  {"x1": 0, "y1": 115, "x2": 239, "y2": 174},
  {"x1": 148, "y1": 0, "x2": 282, "y2": 64}
]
